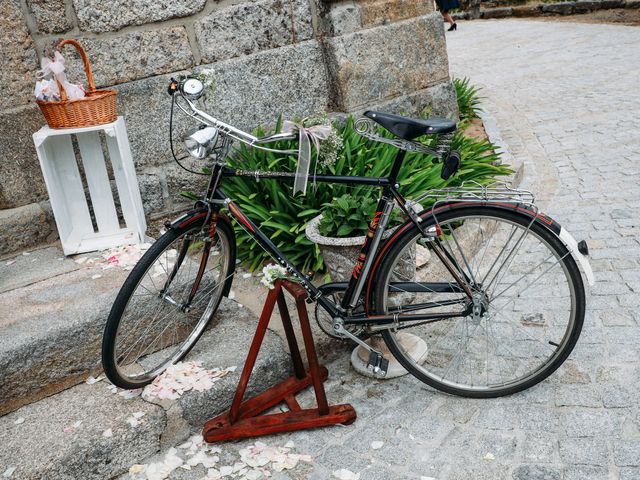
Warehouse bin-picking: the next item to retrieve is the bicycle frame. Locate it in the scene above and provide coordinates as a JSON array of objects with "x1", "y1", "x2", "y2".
[{"x1": 178, "y1": 151, "x2": 475, "y2": 332}]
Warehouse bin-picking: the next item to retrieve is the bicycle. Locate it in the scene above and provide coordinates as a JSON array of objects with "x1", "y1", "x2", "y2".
[{"x1": 101, "y1": 76, "x2": 594, "y2": 398}]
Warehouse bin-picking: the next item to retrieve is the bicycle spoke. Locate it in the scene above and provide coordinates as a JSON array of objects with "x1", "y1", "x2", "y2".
[{"x1": 378, "y1": 208, "x2": 581, "y2": 397}]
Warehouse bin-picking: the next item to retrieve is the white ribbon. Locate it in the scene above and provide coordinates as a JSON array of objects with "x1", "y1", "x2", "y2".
[
  {"x1": 281, "y1": 120, "x2": 332, "y2": 195},
  {"x1": 37, "y1": 51, "x2": 85, "y2": 100},
  {"x1": 38, "y1": 51, "x2": 66, "y2": 79}
]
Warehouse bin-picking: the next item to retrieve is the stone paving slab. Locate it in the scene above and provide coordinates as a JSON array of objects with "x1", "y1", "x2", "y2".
[
  {"x1": 0, "y1": 245, "x2": 81, "y2": 294},
  {"x1": 0, "y1": 300, "x2": 290, "y2": 480},
  {"x1": 0, "y1": 241, "x2": 291, "y2": 418}
]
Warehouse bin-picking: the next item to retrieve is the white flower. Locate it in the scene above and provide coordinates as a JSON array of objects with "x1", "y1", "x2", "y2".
[{"x1": 260, "y1": 264, "x2": 289, "y2": 289}]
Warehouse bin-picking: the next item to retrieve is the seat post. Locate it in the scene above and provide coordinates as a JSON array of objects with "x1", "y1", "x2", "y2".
[{"x1": 388, "y1": 149, "x2": 406, "y2": 185}]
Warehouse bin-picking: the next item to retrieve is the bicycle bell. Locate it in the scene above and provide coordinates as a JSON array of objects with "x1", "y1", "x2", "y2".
[{"x1": 181, "y1": 78, "x2": 205, "y2": 100}]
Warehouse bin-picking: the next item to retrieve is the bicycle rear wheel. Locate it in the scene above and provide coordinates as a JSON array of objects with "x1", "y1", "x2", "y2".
[
  {"x1": 102, "y1": 218, "x2": 235, "y2": 389},
  {"x1": 372, "y1": 205, "x2": 585, "y2": 397}
]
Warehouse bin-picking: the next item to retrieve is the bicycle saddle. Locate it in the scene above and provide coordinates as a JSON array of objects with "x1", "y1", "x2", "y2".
[{"x1": 364, "y1": 111, "x2": 456, "y2": 140}]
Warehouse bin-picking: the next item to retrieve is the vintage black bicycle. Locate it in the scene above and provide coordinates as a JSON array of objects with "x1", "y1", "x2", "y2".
[{"x1": 101, "y1": 76, "x2": 594, "y2": 398}]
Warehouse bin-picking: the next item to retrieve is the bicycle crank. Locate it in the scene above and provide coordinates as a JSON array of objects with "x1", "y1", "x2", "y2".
[{"x1": 333, "y1": 319, "x2": 389, "y2": 376}]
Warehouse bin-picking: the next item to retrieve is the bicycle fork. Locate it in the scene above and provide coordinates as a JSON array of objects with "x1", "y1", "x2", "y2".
[{"x1": 161, "y1": 214, "x2": 219, "y2": 312}]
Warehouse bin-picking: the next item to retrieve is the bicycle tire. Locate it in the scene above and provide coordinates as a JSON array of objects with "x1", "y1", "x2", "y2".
[
  {"x1": 372, "y1": 204, "x2": 585, "y2": 398},
  {"x1": 102, "y1": 218, "x2": 235, "y2": 389}
]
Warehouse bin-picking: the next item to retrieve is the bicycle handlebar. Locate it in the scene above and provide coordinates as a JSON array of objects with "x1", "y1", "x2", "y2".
[{"x1": 171, "y1": 77, "x2": 298, "y2": 149}]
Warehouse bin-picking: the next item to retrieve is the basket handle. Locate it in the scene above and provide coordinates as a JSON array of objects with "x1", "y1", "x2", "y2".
[{"x1": 55, "y1": 39, "x2": 97, "y2": 102}]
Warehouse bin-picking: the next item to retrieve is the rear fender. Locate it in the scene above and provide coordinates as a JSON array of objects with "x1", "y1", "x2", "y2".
[{"x1": 364, "y1": 201, "x2": 593, "y2": 313}]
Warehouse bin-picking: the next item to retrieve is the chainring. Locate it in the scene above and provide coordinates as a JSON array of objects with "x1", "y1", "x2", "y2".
[{"x1": 314, "y1": 293, "x2": 367, "y2": 340}]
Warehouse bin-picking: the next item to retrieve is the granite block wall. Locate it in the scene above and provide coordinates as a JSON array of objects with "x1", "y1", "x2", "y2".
[{"x1": 0, "y1": 0, "x2": 457, "y2": 255}]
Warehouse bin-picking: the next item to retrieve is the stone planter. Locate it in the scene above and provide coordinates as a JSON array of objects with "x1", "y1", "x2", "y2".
[
  {"x1": 305, "y1": 214, "x2": 412, "y2": 283},
  {"x1": 306, "y1": 214, "x2": 427, "y2": 378}
]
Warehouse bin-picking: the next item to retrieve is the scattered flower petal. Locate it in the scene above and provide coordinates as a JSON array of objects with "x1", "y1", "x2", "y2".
[
  {"x1": 333, "y1": 469, "x2": 360, "y2": 480},
  {"x1": 219, "y1": 465, "x2": 233, "y2": 476},
  {"x1": 102, "y1": 428, "x2": 113, "y2": 438},
  {"x1": 22, "y1": 252, "x2": 30, "y2": 256},
  {"x1": 143, "y1": 362, "x2": 236, "y2": 400},
  {"x1": 129, "y1": 464, "x2": 146, "y2": 475},
  {"x1": 206, "y1": 468, "x2": 221, "y2": 479},
  {"x1": 483, "y1": 452, "x2": 495, "y2": 461},
  {"x1": 245, "y1": 470, "x2": 262, "y2": 480},
  {"x1": 14, "y1": 417, "x2": 25, "y2": 425},
  {"x1": 370, "y1": 441, "x2": 384, "y2": 450},
  {"x1": 63, "y1": 426, "x2": 74, "y2": 433},
  {"x1": 132, "y1": 411, "x2": 146, "y2": 419},
  {"x1": 91, "y1": 274, "x2": 102, "y2": 280},
  {"x1": 5, "y1": 260, "x2": 16, "y2": 266},
  {"x1": 118, "y1": 388, "x2": 142, "y2": 399},
  {"x1": 85, "y1": 375, "x2": 101, "y2": 385},
  {"x1": 2, "y1": 467, "x2": 16, "y2": 478},
  {"x1": 242, "y1": 273, "x2": 252, "y2": 279},
  {"x1": 73, "y1": 420, "x2": 83, "y2": 428}
]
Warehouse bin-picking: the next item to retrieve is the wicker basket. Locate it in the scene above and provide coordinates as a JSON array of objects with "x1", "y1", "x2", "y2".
[{"x1": 37, "y1": 39, "x2": 117, "y2": 129}]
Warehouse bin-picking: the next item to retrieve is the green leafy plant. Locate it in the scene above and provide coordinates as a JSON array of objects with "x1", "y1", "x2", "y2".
[
  {"x1": 221, "y1": 114, "x2": 511, "y2": 273},
  {"x1": 453, "y1": 77, "x2": 483, "y2": 123}
]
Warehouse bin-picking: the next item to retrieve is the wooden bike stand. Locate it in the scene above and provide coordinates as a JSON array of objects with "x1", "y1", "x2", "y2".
[{"x1": 203, "y1": 280, "x2": 357, "y2": 442}]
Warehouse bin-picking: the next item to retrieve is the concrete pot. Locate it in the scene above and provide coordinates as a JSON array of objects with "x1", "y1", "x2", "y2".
[
  {"x1": 305, "y1": 214, "x2": 399, "y2": 283},
  {"x1": 306, "y1": 214, "x2": 426, "y2": 378}
]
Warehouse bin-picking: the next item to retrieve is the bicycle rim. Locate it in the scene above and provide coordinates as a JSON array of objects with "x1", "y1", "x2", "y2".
[
  {"x1": 374, "y1": 206, "x2": 584, "y2": 397},
  {"x1": 107, "y1": 223, "x2": 233, "y2": 386}
]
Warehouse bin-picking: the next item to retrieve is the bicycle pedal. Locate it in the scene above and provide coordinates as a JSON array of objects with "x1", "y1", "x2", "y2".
[{"x1": 367, "y1": 351, "x2": 389, "y2": 377}]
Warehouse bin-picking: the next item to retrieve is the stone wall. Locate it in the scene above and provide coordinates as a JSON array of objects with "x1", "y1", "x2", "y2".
[{"x1": 0, "y1": 0, "x2": 457, "y2": 255}]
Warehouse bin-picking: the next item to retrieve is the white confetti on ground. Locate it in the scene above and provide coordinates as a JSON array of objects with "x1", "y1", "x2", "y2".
[
  {"x1": 483, "y1": 452, "x2": 495, "y2": 461},
  {"x1": 119, "y1": 388, "x2": 143, "y2": 399},
  {"x1": 74, "y1": 243, "x2": 152, "y2": 271},
  {"x1": 128, "y1": 437, "x2": 312, "y2": 480},
  {"x1": 102, "y1": 428, "x2": 113, "y2": 438},
  {"x1": 2, "y1": 466, "x2": 16, "y2": 478},
  {"x1": 370, "y1": 441, "x2": 384, "y2": 450},
  {"x1": 14, "y1": 417, "x2": 24, "y2": 425},
  {"x1": 85, "y1": 375, "x2": 103, "y2": 385},
  {"x1": 142, "y1": 361, "x2": 236, "y2": 401},
  {"x1": 333, "y1": 468, "x2": 360, "y2": 480}
]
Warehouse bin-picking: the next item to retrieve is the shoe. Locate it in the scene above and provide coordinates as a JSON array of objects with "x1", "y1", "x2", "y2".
[{"x1": 447, "y1": 23, "x2": 457, "y2": 31}]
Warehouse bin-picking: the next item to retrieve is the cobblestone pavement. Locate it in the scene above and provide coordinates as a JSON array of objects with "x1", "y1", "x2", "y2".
[{"x1": 131, "y1": 20, "x2": 640, "y2": 480}]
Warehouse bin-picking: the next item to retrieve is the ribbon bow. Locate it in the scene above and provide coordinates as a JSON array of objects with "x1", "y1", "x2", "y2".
[
  {"x1": 281, "y1": 120, "x2": 332, "y2": 195},
  {"x1": 38, "y1": 51, "x2": 66, "y2": 80}
]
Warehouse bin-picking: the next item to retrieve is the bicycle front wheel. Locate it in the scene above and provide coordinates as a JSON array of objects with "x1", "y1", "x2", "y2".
[
  {"x1": 102, "y1": 218, "x2": 235, "y2": 389},
  {"x1": 372, "y1": 205, "x2": 585, "y2": 398}
]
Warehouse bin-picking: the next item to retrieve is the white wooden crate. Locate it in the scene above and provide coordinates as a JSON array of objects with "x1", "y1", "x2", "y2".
[{"x1": 33, "y1": 116, "x2": 147, "y2": 255}]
